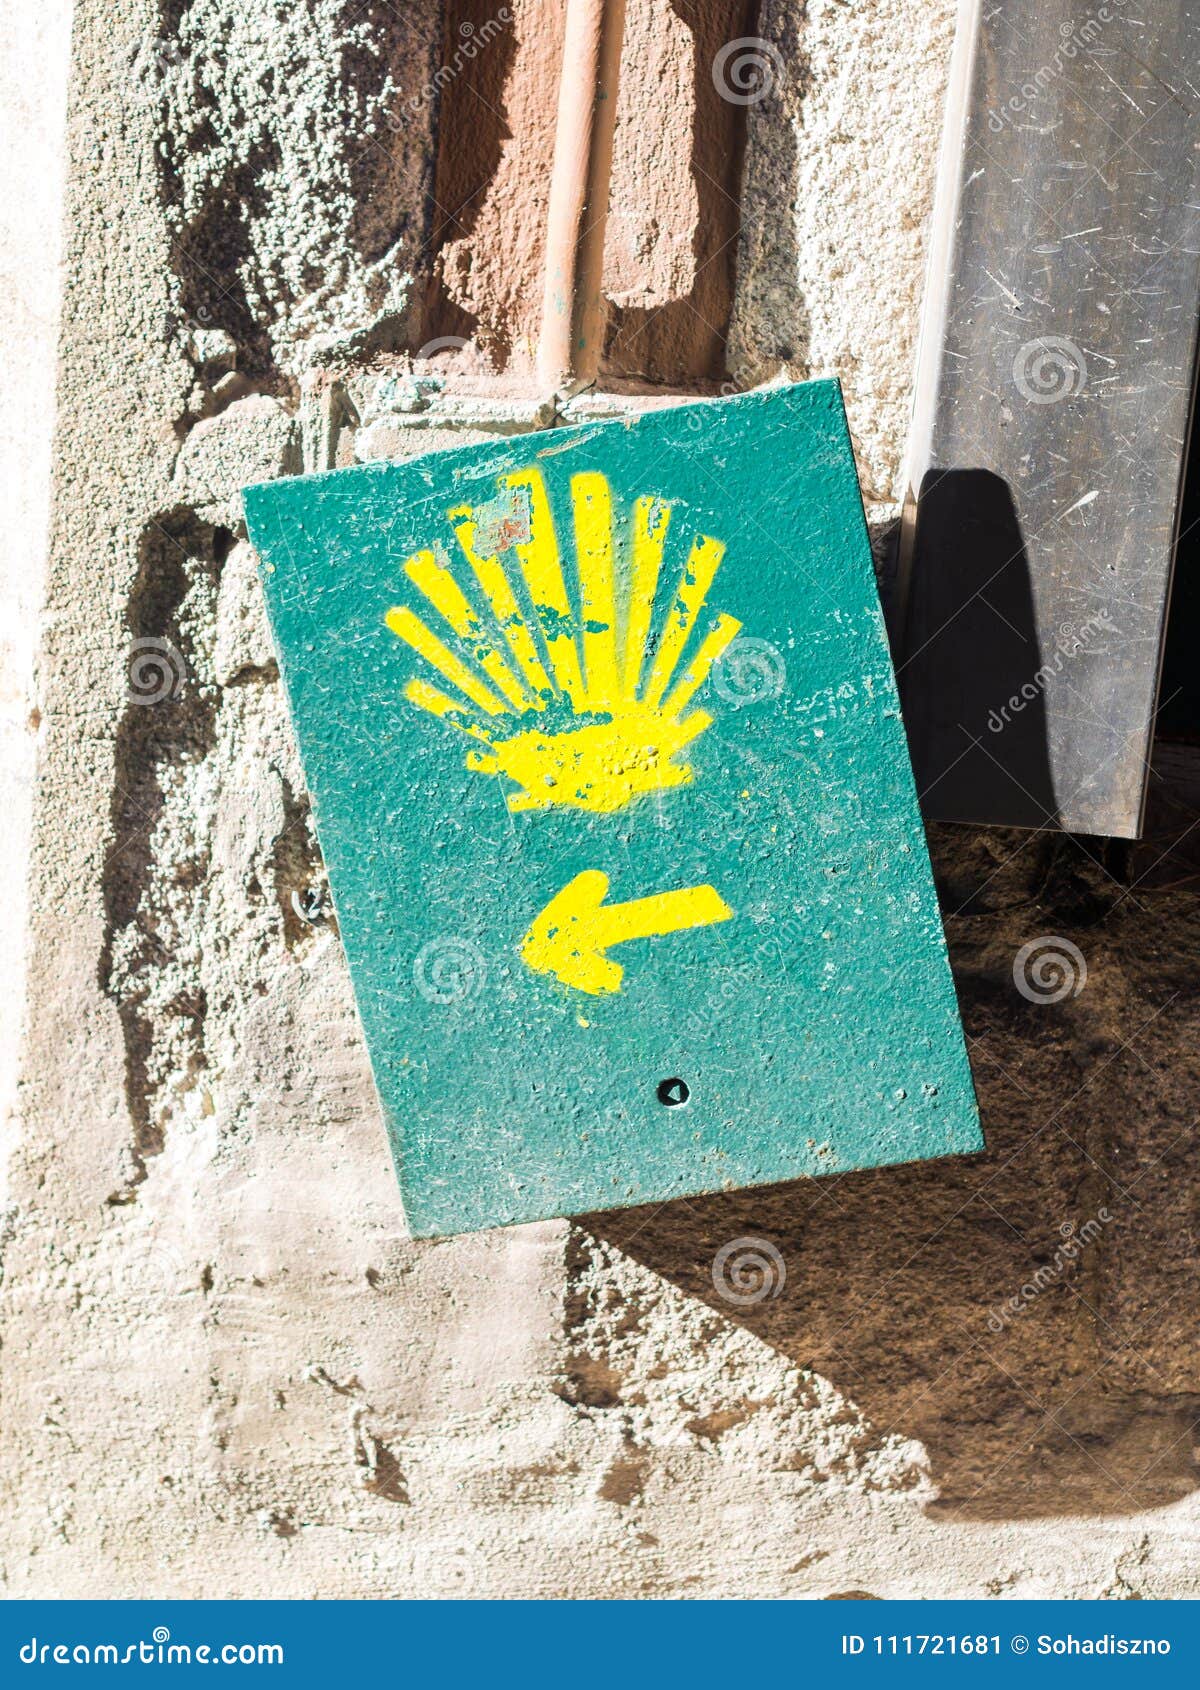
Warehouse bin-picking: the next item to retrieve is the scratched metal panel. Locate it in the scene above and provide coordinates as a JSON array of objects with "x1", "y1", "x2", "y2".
[
  {"x1": 245, "y1": 383, "x2": 980, "y2": 1238},
  {"x1": 897, "y1": 0, "x2": 1200, "y2": 838}
]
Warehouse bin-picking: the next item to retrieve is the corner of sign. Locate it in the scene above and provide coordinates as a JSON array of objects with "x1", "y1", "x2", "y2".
[
  {"x1": 239, "y1": 476, "x2": 271, "y2": 525},
  {"x1": 798, "y1": 372, "x2": 845, "y2": 411}
]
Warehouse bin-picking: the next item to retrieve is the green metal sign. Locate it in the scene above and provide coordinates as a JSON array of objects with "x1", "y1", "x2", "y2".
[{"x1": 244, "y1": 382, "x2": 981, "y2": 1237}]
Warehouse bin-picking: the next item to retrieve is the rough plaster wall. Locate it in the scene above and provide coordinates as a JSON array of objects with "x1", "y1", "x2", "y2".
[
  {"x1": 153, "y1": 0, "x2": 436, "y2": 377},
  {"x1": 730, "y1": 0, "x2": 956, "y2": 517},
  {"x1": 3, "y1": 0, "x2": 1200, "y2": 1600}
]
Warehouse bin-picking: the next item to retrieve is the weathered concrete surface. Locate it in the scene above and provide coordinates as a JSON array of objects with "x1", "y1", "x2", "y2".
[
  {"x1": 2, "y1": 0, "x2": 1199, "y2": 1599},
  {"x1": 0, "y1": 0, "x2": 73, "y2": 1154}
]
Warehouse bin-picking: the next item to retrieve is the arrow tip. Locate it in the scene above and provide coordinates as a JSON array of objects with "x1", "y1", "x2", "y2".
[
  {"x1": 520, "y1": 870, "x2": 622, "y2": 995},
  {"x1": 520, "y1": 871, "x2": 733, "y2": 996}
]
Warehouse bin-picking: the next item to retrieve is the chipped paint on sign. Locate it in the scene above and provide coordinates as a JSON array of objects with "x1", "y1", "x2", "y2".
[{"x1": 244, "y1": 382, "x2": 982, "y2": 1239}]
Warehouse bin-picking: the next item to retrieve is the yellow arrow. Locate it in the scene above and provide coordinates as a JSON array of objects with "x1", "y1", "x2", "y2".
[{"x1": 519, "y1": 869, "x2": 733, "y2": 995}]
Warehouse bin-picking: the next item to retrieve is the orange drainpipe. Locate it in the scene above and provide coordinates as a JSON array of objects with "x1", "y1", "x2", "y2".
[{"x1": 537, "y1": 0, "x2": 627, "y2": 393}]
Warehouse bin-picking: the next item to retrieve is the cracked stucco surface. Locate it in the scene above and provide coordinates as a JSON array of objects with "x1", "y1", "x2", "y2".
[{"x1": 2, "y1": 0, "x2": 1199, "y2": 1599}]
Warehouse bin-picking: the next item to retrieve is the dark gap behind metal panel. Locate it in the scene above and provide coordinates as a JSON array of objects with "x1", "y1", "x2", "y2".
[{"x1": 1156, "y1": 366, "x2": 1200, "y2": 739}]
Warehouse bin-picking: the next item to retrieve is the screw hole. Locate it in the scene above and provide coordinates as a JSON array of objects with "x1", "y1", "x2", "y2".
[{"x1": 657, "y1": 1077, "x2": 690, "y2": 1108}]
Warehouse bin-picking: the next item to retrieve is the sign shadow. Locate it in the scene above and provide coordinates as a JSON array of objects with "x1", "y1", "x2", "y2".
[
  {"x1": 583, "y1": 806, "x2": 1200, "y2": 1521},
  {"x1": 899, "y1": 468, "x2": 1062, "y2": 832}
]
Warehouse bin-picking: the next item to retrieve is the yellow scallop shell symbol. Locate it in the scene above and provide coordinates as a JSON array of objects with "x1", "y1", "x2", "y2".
[{"x1": 385, "y1": 466, "x2": 742, "y2": 814}]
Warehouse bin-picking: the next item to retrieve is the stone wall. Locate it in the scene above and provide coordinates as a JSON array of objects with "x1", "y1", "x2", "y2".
[{"x1": 1, "y1": 0, "x2": 1197, "y2": 1599}]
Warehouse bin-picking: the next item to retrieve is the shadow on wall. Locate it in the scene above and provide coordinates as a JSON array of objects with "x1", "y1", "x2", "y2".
[
  {"x1": 97, "y1": 511, "x2": 224, "y2": 1187},
  {"x1": 719, "y1": 2, "x2": 813, "y2": 392},
  {"x1": 602, "y1": 0, "x2": 763, "y2": 384},
  {"x1": 421, "y1": 0, "x2": 520, "y2": 360},
  {"x1": 582, "y1": 808, "x2": 1200, "y2": 1521}
]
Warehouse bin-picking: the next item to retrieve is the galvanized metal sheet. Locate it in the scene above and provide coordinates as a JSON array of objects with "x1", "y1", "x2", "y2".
[
  {"x1": 897, "y1": 0, "x2": 1200, "y2": 838},
  {"x1": 245, "y1": 383, "x2": 981, "y2": 1238}
]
